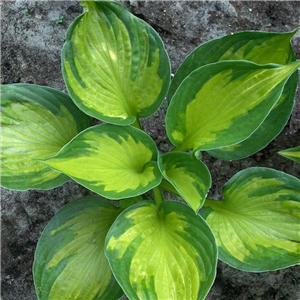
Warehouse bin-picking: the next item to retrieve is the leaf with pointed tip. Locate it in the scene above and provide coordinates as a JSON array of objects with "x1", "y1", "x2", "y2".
[
  {"x1": 42, "y1": 124, "x2": 162, "y2": 199},
  {"x1": 169, "y1": 30, "x2": 297, "y2": 100},
  {"x1": 278, "y1": 145, "x2": 300, "y2": 164},
  {"x1": 106, "y1": 200, "x2": 217, "y2": 300},
  {"x1": 0, "y1": 84, "x2": 91, "y2": 190},
  {"x1": 169, "y1": 30, "x2": 299, "y2": 160},
  {"x1": 62, "y1": 1, "x2": 170, "y2": 125},
  {"x1": 166, "y1": 60, "x2": 300, "y2": 152},
  {"x1": 207, "y1": 72, "x2": 298, "y2": 160},
  {"x1": 33, "y1": 197, "x2": 124, "y2": 300},
  {"x1": 201, "y1": 168, "x2": 300, "y2": 272},
  {"x1": 158, "y1": 152, "x2": 211, "y2": 212}
]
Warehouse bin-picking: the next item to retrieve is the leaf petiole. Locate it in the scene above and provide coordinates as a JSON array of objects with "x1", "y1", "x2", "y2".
[
  {"x1": 132, "y1": 117, "x2": 142, "y2": 130},
  {"x1": 152, "y1": 186, "x2": 163, "y2": 206},
  {"x1": 203, "y1": 198, "x2": 225, "y2": 209}
]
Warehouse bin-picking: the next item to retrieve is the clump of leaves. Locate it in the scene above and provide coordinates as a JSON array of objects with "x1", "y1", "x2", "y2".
[
  {"x1": 55, "y1": 15, "x2": 64, "y2": 24},
  {"x1": 24, "y1": 8, "x2": 31, "y2": 18},
  {"x1": 1, "y1": 1, "x2": 299, "y2": 300}
]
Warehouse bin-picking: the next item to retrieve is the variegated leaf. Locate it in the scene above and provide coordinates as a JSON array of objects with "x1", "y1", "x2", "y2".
[
  {"x1": 158, "y1": 152, "x2": 211, "y2": 212},
  {"x1": 42, "y1": 124, "x2": 162, "y2": 199},
  {"x1": 166, "y1": 60, "x2": 300, "y2": 152},
  {"x1": 169, "y1": 30, "x2": 297, "y2": 99},
  {"x1": 0, "y1": 84, "x2": 91, "y2": 190},
  {"x1": 33, "y1": 197, "x2": 123, "y2": 300},
  {"x1": 106, "y1": 200, "x2": 217, "y2": 300},
  {"x1": 207, "y1": 70, "x2": 298, "y2": 160},
  {"x1": 279, "y1": 145, "x2": 300, "y2": 164},
  {"x1": 62, "y1": 1, "x2": 170, "y2": 125},
  {"x1": 169, "y1": 30, "x2": 299, "y2": 159},
  {"x1": 201, "y1": 168, "x2": 300, "y2": 271}
]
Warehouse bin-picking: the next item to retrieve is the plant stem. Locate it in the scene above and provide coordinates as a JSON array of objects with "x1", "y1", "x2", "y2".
[
  {"x1": 153, "y1": 186, "x2": 163, "y2": 206},
  {"x1": 203, "y1": 198, "x2": 224, "y2": 208},
  {"x1": 171, "y1": 147, "x2": 180, "y2": 152},
  {"x1": 132, "y1": 118, "x2": 142, "y2": 129},
  {"x1": 171, "y1": 146, "x2": 187, "y2": 152}
]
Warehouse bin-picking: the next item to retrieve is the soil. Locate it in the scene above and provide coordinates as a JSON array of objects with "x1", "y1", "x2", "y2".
[{"x1": 1, "y1": 1, "x2": 300, "y2": 300}]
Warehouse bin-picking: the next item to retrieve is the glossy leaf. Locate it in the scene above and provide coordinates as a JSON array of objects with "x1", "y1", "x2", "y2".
[
  {"x1": 166, "y1": 60, "x2": 300, "y2": 152},
  {"x1": 0, "y1": 84, "x2": 91, "y2": 190},
  {"x1": 201, "y1": 168, "x2": 300, "y2": 271},
  {"x1": 169, "y1": 30, "x2": 299, "y2": 160},
  {"x1": 106, "y1": 200, "x2": 217, "y2": 300},
  {"x1": 42, "y1": 124, "x2": 162, "y2": 199},
  {"x1": 208, "y1": 72, "x2": 298, "y2": 160},
  {"x1": 62, "y1": 1, "x2": 170, "y2": 125},
  {"x1": 169, "y1": 30, "x2": 297, "y2": 100},
  {"x1": 158, "y1": 152, "x2": 211, "y2": 212},
  {"x1": 278, "y1": 145, "x2": 300, "y2": 163},
  {"x1": 33, "y1": 197, "x2": 123, "y2": 300}
]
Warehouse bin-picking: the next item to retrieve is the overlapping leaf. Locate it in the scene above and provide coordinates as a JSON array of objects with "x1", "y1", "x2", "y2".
[
  {"x1": 169, "y1": 30, "x2": 297, "y2": 99},
  {"x1": 279, "y1": 145, "x2": 300, "y2": 163},
  {"x1": 33, "y1": 197, "x2": 123, "y2": 300},
  {"x1": 201, "y1": 168, "x2": 300, "y2": 271},
  {"x1": 158, "y1": 152, "x2": 211, "y2": 212},
  {"x1": 0, "y1": 84, "x2": 91, "y2": 190},
  {"x1": 106, "y1": 200, "x2": 217, "y2": 300},
  {"x1": 42, "y1": 124, "x2": 162, "y2": 199},
  {"x1": 169, "y1": 30, "x2": 299, "y2": 159},
  {"x1": 166, "y1": 60, "x2": 300, "y2": 152},
  {"x1": 207, "y1": 72, "x2": 298, "y2": 160},
  {"x1": 62, "y1": 1, "x2": 170, "y2": 125}
]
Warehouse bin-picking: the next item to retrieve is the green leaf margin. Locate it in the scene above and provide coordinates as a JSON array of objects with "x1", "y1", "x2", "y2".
[
  {"x1": 33, "y1": 196, "x2": 124, "y2": 300},
  {"x1": 201, "y1": 167, "x2": 300, "y2": 272}
]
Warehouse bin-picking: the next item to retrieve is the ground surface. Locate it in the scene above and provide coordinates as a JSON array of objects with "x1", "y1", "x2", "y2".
[{"x1": 1, "y1": 1, "x2": 300, "y2": 300}]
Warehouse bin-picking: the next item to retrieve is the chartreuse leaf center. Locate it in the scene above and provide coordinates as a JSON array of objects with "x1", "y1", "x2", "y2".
[
  {"x1": 42, "y1": 124, "x2": 162, "y2": 199},
  {"x1": 106, "y1": 201, "x2": 217, "y2": 300},
  {"x1": 169, "y1": 30, "x2": 298, "y2": 160},
  {"x1": 62, "y1": 1, "x2": 170, "y2": 125},
  {"x1": 2, "y1": 1, "x2": 300, "y2": 298},
  {"x1": 279, "y1": 145, "x2": 300, "y2": 164},
  {"x1": 158, "y1": 152, "x2": 211, "y2": 212},
  {"x1": 33, "y1": 197, "x2": 124, "y2": 300},
  {"x1": 169, "y1": 30, "x2": 298, "y2": 100},
  {"x1": 166, "y1": 60, "x2": 300, "y2": 152},
  {"x1": 201, "y1": 167, "x2": 300, "y2": 271},
  {"x1": 0, "y1": 84, "x2": 91, "y2": 190}
]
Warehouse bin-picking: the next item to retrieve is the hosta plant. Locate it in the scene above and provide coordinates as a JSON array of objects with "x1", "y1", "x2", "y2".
[{"x1": 1, "y1": 1, "x2": 300, "y2": 300}]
